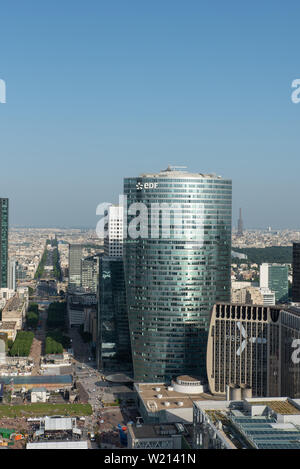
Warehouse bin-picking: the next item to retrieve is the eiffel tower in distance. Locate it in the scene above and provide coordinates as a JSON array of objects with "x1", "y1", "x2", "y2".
[{"x1": 237, "y1": 208, "x2": 244, "y2": 237}]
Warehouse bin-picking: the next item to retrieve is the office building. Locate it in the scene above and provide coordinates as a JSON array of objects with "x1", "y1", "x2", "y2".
[
  {"x1": 67, "y1": 291, "x2": 97, "y2": 328},
  {"x1": 1, "y1": 293, "x2": 27, "y2": 330},
  {"x1": 259, "y1": 287, "x2": 276, "y2": 306},
  {"x1": 81, "y1": 255, "x2": 99, "y2": 293},
  {"x1": 280, "y1": 306, "x2": 300, "y2": 398},
  {"x1": 104, "y1": 204, "x2": 123, "y2": 257},
  {"x1": 97, "y1": 256, "x2": 131, "y2": 369},
  {"x1": 0, "y1": 198, "x2": 8, "y2": 288},
  {"x1": 68, "y1": 244, "x2": 83, "y2": 290},
  {"x1": 231, "y1": 286, "x2": 275, "y2": 306},
  {"x1": 207, "y1": 303, "x2": 281, "y2": 397},
  {"x1": 260, "y1": 263, "x2": 288, "y2": 303},
  {"x1": 127, "y1": 422, "x2": 191, "y2": 449},
  {"x1": 123, "y1": 167, "x2": 232, "y2": 383},
  {"x1": 292, "y1": 242, "x2": 300, "y2": 302},
  {"x1": 207, "y1": 303, "x2": 300, "y2": 399}
]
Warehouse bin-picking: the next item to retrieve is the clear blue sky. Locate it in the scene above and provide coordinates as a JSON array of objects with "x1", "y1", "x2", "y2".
[{"x1": 0, "y1": 0, "x2": 299, "y2": 229}]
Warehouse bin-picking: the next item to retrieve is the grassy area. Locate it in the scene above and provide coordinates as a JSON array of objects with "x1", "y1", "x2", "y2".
[
  {"x1": 0, "y1": 403, "x2": 92, "y2": 418},
  {"x1": 232, "y1": 246, "x2": 292, "y2": 264}
]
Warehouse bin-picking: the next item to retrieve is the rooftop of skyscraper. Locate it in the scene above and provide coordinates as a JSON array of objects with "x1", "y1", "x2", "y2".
[{"x1": 138, "y1": 166, "x2": 224, "y2": 179}]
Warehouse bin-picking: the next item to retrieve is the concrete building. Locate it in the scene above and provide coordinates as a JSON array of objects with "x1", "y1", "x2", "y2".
[
  {"x1": 206, "y1": 303, "x2": 300, "y2": 399},
  {"x1": 68, "y1": 244, "x2": 83, "y2": 290},
  {"x1": 0, "y1": 321, "x2": 18, "y2": 341},
  {"x1": 30, "y1": 387, "x2": 48, "y2": 403},
  {"x1": 0, "y1": 288, "x2": 16, "y2": 309},
  {"x1": 127, "y1": 422, "x2": 190, "y2": 449},
  {"x1": 134, "y1": 377, "x2": 223, "y2": 425},
  {"x1": 280, "y1": 306, "x2": 300, "y2": 398},
  {"x1": 1, "y1": 293, "x2": 27, "y2": 330},
  {"x1": 207, "y1": 303, "x2": 282, "y2": 397},
  {"x1": 231, "y1": 286, "x2": 275, "y2": 306},
  {"x1": 81, "y1": 255, "x2": 99, "y2": 293}
]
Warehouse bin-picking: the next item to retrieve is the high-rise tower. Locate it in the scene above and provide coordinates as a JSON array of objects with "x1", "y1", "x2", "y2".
[
  {"x1": 0, "y1": 198, "x2": 8, "y2": 288},
  {"x1": 123, "y1": 167, "x2": 232, "y2": 383},
  {"x1": 237, "y1": 208, "x2": 243, "y2": 237},
  {"x1": 68, "y1": 244, "x2": 83, "y2": 290}
]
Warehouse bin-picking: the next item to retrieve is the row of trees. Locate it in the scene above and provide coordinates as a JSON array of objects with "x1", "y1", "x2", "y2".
[
  {"x1": 26, "y1": 303, "x2": 39, "y2": 329},
  {"x1": 232, "y1": 246, "x2": 292, "y2": 265},
  {"x1": 46, "y1": 302, "x2": 67, "y2": 329},
  {"x1": 52, "y1": 247, "x2": 62, "y2": 281},
  {"x1": 45, "y1": 336, "x2": 63, "y2": 354},
  {"x1": 34, "y1": 248, "x2": 48, "y2": 279},
  {"x1": 9, "y1": 331, "x2": 34, "y2": 357},
  {"x1": 45, "y1": 301, "x2": 70, "y2": 355}
]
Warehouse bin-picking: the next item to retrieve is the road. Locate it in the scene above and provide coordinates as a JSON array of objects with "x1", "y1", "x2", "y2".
[{"x1": 28, "y1": 301, "x2": 49, "y2": 375}]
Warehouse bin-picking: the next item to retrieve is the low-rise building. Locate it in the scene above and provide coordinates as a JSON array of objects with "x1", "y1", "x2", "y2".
[
  {"x1": 127, "y1": 422, "x2": 191, "y2": 449},
  {"x1": 135, "y1": 376, "x2": 224, "y2": 425},
  {"x1": 0, "y1": 321, "x2": 18, "y2": 341},
  {"x1": 26, "y1": 441, "x2": 88, "y2": 449},
  {"x1": 1, "y1": 294, "x2": 26, "y2": 330},
  {"x1": 193, "y1": 397, "x2": 300, "y2": 449},
  {"x1": 30, "y1": 387, "x2": 48, "y2": 403}
]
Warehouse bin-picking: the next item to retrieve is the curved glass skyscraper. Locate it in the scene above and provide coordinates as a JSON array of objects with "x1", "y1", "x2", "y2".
[{"x1": 123, "y1": 167, "x2": 232, "y2": 383}]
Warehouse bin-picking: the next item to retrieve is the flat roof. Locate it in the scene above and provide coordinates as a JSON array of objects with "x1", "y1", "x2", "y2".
[
  {"x1": 248, "y1": 400, "x2": 300, "y2": 415},
  {"x1": 130, "y1": 167, "x2": 225, "y2": 180},
  {"x1": 136, "y1": 383, "x2": 225, "y2": 412},
  {"x1": 44, "y1": 416, "x2": 74, "y2": 431},
  {"x1": 26, "y1": 441, "x2": 88, "y2": 449},
  {"x1": 0, "y1": 375, "x2": 72, "y2": 385},
  {"x1": 128, "y1": 423, "x2": 188, "y2": 440},
  {"x1": 231, "y1": 415, "x2": 300, "y2": 450}
]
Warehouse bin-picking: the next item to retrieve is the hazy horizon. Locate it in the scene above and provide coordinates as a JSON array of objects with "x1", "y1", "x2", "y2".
[{"x1": 1, "y1": 1, "x2": 300, "y2": 229}]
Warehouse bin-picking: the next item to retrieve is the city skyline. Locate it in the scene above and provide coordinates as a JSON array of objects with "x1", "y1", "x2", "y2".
[{"x1": 1, "y1": 1, "x2": 300, "y2": 229}]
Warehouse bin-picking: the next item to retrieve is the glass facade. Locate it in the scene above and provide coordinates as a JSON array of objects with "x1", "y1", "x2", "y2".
[
  {"x1": 123, "y1": 169, "x2": 232, "y2": 382},
  {"x1": 268, "y1": 265, "x2": 288, "y2": 303},
  {"x1": 0, "y1": 198, "x2": 8, "y2": 288},
  {"x1": 97, "y1": 256, "x2": 131, "y2": 369}
]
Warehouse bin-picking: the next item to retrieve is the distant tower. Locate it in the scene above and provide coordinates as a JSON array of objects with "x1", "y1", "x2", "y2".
[{"x1": 237, "y1": 208, "x2": 243, "y2": 237}]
